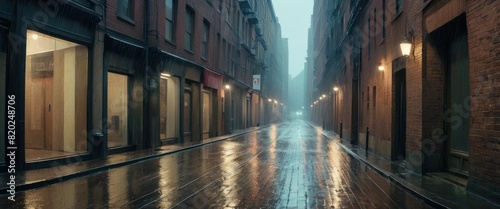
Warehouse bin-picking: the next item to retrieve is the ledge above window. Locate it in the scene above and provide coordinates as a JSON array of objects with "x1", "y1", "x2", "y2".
[{"x1": 117, "y1": 14, "x2": 135, "y2": 25}]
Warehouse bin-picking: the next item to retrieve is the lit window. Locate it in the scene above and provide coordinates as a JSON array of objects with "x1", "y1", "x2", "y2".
[
  {"x1": 25, "y1": 30, "x2": 88, "y2": 161},
  {"x1": 107, "y1": 72, "x2": 128, "y2": 148}
]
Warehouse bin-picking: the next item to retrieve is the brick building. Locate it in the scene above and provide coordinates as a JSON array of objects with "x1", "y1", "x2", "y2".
[
  {"x1": 310, "y1": 0, "x2": 500, "y2": 203},
  {"x1": 0, "y1": 0, "x2": 287, "y2": 173}
]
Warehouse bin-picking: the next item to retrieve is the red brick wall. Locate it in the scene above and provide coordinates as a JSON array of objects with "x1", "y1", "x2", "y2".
[
  {"x1": 466, "y1": 0, "x2": 500, "y2": 202},
  {"x1": 106, "y1": 0, "x2": 221, "y2": 71},
  {"x1": 402, "y1": 0, "x2": 424, "y2": 173},
  {"x1": 106, "y1": 0, "x2": 145, "y2": 41},
  {"x1": 353, "y1": 0, "x2": 424, "y2": 160},
  {"x1": 154, "y1": 0, "x2": 219, "y2": 71}
]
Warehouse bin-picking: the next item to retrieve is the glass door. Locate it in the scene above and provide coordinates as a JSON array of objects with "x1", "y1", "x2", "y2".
[
  {"x1": 107, "y1": 72, "x2": 129, "y2": 148},
  {"x1": 184, "y1": 89, "x2": 192, "y2": 141},
  {"x1": 202, "y1": 91, "x2": 210, "y2": 139}
]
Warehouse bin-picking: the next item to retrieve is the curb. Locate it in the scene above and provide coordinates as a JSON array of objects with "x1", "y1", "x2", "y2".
[
  {"x1": 1, "y1": 124, "x2": 272, "y2": 195},
  {"x1": 305, "y1": 122, "x2": 451, "y2": 209}
]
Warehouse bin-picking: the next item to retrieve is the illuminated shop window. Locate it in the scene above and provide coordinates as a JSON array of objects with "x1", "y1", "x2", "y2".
[
  {"x1": 25, "y1": 30, "x2": 88, "y2": 161},
  {"x1": 107, "y1": 72, "x2": 128, "y2": 148},
  {"x1": 159, "y1": 74, "x2": 180, "y2": 141}
]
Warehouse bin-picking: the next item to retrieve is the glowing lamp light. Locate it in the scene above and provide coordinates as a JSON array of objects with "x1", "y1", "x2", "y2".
[
  {"x1": 225, "y1": 84, "x2": 231, "y2": 90},
  {"x1": 160, "y1": 73, "x2": 171, "y2": 80},
  {"x1": 400, "y1": 36, "x2": 412, "y2": 56},
  {"x1": 333, "y1": 87, "x2": 339, "y2": 92},
  {"x1": 378, "y1": 65, "x2": 385, "y2": 71}
]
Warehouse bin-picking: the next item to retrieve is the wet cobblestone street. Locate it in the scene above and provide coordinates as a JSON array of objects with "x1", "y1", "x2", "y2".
[{"x1": 1, "y1": 120, "x2": 432, "y2": 208}]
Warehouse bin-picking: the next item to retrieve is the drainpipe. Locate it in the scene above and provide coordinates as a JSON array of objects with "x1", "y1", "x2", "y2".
[
  {"x1": 366, "y1": 127, "x2": 369, "y2": 152},
  {"x1": 143, "y1": 0, "x2": 151, "y2": 149}
]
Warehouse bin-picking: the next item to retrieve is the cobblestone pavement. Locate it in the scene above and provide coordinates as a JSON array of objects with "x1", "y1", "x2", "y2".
[{"x1": 1, "y1": 120, "x2": 432, "y2": 208}]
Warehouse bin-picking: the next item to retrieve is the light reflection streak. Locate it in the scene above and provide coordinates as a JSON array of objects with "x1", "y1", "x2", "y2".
[
  {"x1": 158, "y1": 155, "x2": 179, "y2": 208},
  {"x1": 220, "y1": 141, "x2": 239, "y2": 207}
]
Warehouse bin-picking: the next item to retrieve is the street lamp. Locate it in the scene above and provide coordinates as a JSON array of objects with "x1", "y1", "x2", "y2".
[
  {"x1": 333, "y1": 86, "x2": 339, "y2": 92},
  {"x1": 224, "y1": 83, "x2": 232, "y2": 134},
  {"x1": 400, "y1": 36, "x2": 412, "y2": 57},
  {"x1": 378, "y1": 64, "x2": 385, "y2": 71}
]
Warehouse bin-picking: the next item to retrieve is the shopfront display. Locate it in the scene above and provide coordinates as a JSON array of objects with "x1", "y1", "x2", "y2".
[
  {"x1": 107, "y1": 72, "x2": 129, "y2": 148},
  {"x1": 24, "y1": 30, "x2": 88, "y2": 161},
  {"x1": 159, "y1": 75, "x2": 180, "y2": 142}
]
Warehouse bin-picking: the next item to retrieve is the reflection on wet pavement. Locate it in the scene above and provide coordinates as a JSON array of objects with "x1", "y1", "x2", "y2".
[{"x1": 1, "y1": 120, "x2": 432, "y2": 208}]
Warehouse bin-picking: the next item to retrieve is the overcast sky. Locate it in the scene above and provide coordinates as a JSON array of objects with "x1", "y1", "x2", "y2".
[{"x1": 272, "y1": 0, "x2": 314, "y2": 78}]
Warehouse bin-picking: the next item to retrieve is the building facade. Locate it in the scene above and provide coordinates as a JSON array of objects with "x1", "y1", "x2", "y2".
[
  {"x1": 310, "y1": 0, "x2": 500, "y2": 203},
  {"x1": 0, "y1": 0, "x2": 287, "y2": 173}
]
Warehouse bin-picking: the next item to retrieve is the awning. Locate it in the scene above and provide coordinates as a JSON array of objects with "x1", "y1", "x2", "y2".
[{"x1": 203, "y1": 68, "x2": 223, "y2": 89}]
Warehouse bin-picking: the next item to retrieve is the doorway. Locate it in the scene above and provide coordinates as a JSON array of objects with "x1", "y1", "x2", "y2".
[
  {"x1": 202, "y1": 91, "x2": 211, "y2": 139},
  {"x1": 184, "y1": 90, "x2": 192, "y2": 141},
  {"x1": 427, "y1": 14, "x2": 470, "y2": 175},
  {"x1": 393, "y1": 69, "x2": 406, "y2": 160},
  {"x1": 445, "y1": 23, "x2": 470, "y2": 175}
]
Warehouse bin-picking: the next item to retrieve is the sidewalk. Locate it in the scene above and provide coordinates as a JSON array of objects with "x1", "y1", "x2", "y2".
[
  {"x1": 307, "y1": 122, "x2": 500, "y2": 209},
  {"x1": 0, "y1": 126, "x2": 267, "y2": 195}
]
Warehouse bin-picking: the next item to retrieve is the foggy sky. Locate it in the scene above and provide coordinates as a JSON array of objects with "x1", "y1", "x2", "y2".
[{"x1": 272, "y1": 0, "x2": 313, "y2": 78}]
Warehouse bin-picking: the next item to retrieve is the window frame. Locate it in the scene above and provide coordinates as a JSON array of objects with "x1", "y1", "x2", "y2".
[
  {"x1": 395, "y1": 0, "x2": 403, "y2": 16},
  {"x1": 184, "y1": 6, "x2": 195, "y2": 52},
  {"x1": 165, "y1": 0, "x2": 176, "y2": 43},
  {"x1": 117, "y1": 0, "x2": 135, "y2": 24},
  {"x1": 201, "y1": 20, "x2": 210, "y2": 59}
]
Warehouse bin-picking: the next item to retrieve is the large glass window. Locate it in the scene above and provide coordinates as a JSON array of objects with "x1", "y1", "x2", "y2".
[
  {"x1": 202, "y1": 92, "x2": 210, "y2": 139},
  {"x1": 107, "y1": 72, "x2": 128, "y2": 148},
  {"x1": 165, "y1": 0, "x2": 176, "y2": 42},
  {"x1": 159, "y1": 74, "x2": 180, "y2": 141},
  {"x1": 25, "y1": 30, "x2": 88, "y2": 161},
  {"x1": 0, "y1": 25, "x2": 7, "y2": 164}
]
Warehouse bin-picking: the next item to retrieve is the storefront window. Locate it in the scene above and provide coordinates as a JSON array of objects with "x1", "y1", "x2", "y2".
[
  {"x1": 0, "y1": 25, "x2": 7, "y2": 164},
  {"x1": 202, "y1": 92, "x2": 210, "y2": 138},
  {"x1": 184, "y1": 91, "x2": 191, "y2": 136},
  {"x1": 107, "y1": 72, "x2": 128, "y2": 147},
  {"x1": 160, "y1": 75, "x2": 180, "y2": 141},
  {"x1": 25, "y1": 30, "x2": 88, "y2": 161}
]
